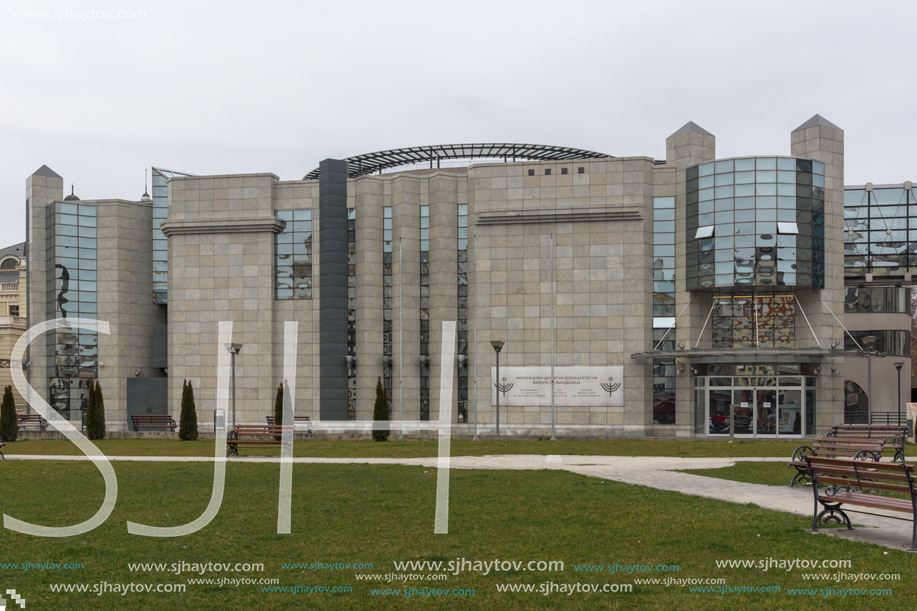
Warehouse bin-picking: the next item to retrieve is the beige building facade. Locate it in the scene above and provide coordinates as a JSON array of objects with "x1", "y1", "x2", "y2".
[
  {"x1": 22, "y1": 117, "x2": 914, "y2": 436},
  {"x1": 0, "y1": 242, "x2": 27, "y2": 405}
]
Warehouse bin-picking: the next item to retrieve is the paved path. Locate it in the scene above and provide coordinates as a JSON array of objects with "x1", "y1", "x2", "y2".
[{"x1": 7, "y1": 453, "x2": 914, "y2": 551}]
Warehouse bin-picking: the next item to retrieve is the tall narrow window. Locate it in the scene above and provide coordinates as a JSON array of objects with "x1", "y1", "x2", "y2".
[
  {"x1": 275, "y1": 210, "x2": 312, "y2": 299},
  {"x1": 49, "y1": 202, "x2": 98, "y2": 421},
  {"x1": 420, "y1": 205, "x2": 430, "y2": 420},
  {"x1": 151, "y1": 167, "x2": 193, "y2": 304},
  {"x1": 347, "y1": 207, "x2": 356, "y2": 419},
  {"x1": 383, "y1": 207, "x2": 393, "y2": 401},
  {"x1": 151, "y1": 169, "x2": 168, "y2": 304},
  {"x1": 457, "y1": 204, "x2": 469, "y2": 422},
  {"x1": 652, "y1": 196, "x2": 676, "y2": 425}
]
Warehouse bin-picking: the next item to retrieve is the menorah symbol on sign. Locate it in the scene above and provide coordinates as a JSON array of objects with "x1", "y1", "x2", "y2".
[
  {"x1": 495, "y1": 377, "x2": 514, "y2": 397},
  {"x1": 600, "y1": 379, "x2": 621, "y2": 396}
]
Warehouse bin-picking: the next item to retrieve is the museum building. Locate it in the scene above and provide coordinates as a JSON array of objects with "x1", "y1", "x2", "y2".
[{"x1": 22, "y1": 115, "x2": 914, "y2": 437}]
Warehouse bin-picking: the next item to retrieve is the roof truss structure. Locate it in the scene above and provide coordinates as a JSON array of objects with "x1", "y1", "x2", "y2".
[{"x1": 303, "y1": 143, "x2": 612, "y2": 179}]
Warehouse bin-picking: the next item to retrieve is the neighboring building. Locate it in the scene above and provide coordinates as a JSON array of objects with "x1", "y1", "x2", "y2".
[
  {"x1": 23, "y1": 116, "x2": 914, "y2": 437},
  {"x1": 0, "y1": 241, "x2": 27, "y2": 405}
]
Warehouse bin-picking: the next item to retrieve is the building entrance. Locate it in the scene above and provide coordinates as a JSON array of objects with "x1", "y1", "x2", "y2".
[{"x1": 703, "y1": 376, "x2": 810, "y2": 437}]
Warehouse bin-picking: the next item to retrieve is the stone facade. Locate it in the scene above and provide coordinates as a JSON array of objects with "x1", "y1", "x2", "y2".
[{"x1": 21, "y1": 116, "x2": 913, "y2": 436}]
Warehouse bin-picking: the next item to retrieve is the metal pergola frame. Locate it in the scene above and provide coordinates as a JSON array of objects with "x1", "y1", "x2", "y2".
[{"x1": 303, "y1": 143, "x2": 612, "y2": 179}]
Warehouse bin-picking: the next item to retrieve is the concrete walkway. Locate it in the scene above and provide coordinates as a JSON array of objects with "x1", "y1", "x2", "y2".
[{"x1": 7, "y1": 453, "x2": 915, "y2": 551}]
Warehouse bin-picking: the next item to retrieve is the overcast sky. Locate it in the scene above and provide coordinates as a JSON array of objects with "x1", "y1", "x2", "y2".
[{"x1": 1, "y1": 0, "x2": 914, "y2": 248}]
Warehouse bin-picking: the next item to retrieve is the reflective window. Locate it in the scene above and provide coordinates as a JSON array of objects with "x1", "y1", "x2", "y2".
[
  {"x1": 844, "y1": 287, "x2": 909, "y2": 314},
  {"x1": 686, "y1": 157, "x2": 825, "y2": 290},
  {"x1": 420, "y1": 206, "x2": 430, "y2": 420},
  {"x1": 275, "y1": 210, "x2": 312, "y2": 299},
  {"x1": 383, "y1": 207, "x2": 393, "y2": 401},
  {"x1": 457, "y1": 203, "x2": 469, "y2": 423},
  {"x1": 151, "y1": 168, "x2": 193, "y2": 304},
  {"x1": 844, "y1": 330, "x2": 910, "y2": 356},
  {"x1": 49, "y1": 202, "x2": 98, "y2": 420},
  {"x1": 843, "y1": 187, "x2": 915, "y2": 280},
  {"x1": 652, "y1": 328, "x2": 675, "y2": 424},
  {"x1": 653, "y1": 197, "x2": 676, "y2": 317},
  {"x1": 712, "y1": 293, "x2": 795, "y2": 349},
  {"x1": 652, "y1": 196, "x2": 677, "y2": 425}
]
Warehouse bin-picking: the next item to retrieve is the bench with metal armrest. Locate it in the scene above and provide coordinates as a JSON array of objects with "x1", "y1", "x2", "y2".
[
  {"x1": 787, "y1": 436, "x2": 884, "y2": 487},
  {"x1": 805, "y1": 455, "x2": 917, "y2": 551}
]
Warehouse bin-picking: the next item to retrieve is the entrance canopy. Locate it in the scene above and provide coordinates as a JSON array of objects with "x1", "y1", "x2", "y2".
[{"x1": 630, "y1": 347, "x2": 877, "y2": 364}]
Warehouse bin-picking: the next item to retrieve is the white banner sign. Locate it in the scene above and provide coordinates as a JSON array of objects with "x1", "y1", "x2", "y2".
[{"x1": 491, "y1": 366, "x2": 624, "y2": 407}]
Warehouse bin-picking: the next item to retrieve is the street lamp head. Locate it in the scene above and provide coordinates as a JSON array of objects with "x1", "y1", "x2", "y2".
[
  {"x1": 862, "y1": 335, "x2": 877, "y2": 349},
  {"x1": 225, "y1": 343, "x2": 243, "y2": 354},
  {"x1": 490, "y1": 340, "x2": 504, "y2": 353},
  {"x1": 894, "y1": 361, "x2": 905, "y2": 371}
]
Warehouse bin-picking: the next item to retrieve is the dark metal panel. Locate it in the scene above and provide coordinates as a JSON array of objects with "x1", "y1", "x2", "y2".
[
  {"x1": 152, "y1": 324, "x2": 168, "y2": 368},
  {"x1": 319, "y1": 158, "x2": 349, "y2": 421},
  {"x1": 126, "y1": 378, "x2": 168, "y2": 430}
]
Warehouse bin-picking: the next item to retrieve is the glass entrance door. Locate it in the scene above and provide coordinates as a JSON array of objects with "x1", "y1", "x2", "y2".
[
  {"x1": 756, "y1": 389, "x2": 777, "y2": 435},
  {"x1": 702, "y1": 374, "x2": 811, "y2": 438},
  {"x1": 778, "y1": 389, "x2": 802, "y2": 435}
]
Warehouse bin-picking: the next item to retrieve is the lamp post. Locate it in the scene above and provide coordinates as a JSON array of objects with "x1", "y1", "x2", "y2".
[
  {"x1": 895, "y1": 361, "x2": 905, "y2": 426},
  {"x1": 862, "y1": 335, "x2": 876, "y2": 425},
  {"x1": 226, "y1": 343, "x2": 242, "y2": 428},
  {"x1": 491, "y1": 340, "x2": 504, "y2": 436}
]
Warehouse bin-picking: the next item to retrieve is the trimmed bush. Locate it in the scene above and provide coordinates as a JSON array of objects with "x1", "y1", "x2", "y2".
[
  {"x1": 179, "y1": 379, "x2": 199, "y2": 440},
  {"x1": 86, "y1": 379, "x2": 106, "y2": 440},
  {"x1": 372, "y1": 377, "x2": 390, "y2": 442},
  {"x1": 274, "y1": 383, "x2": 284, "y2": 440},
  {"x1": 0, "y1": 385, "x2": 18, "y2": 441}
]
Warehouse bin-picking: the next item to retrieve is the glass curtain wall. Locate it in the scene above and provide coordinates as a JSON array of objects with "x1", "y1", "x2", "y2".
[
  {"x1": 686, "y1": 157, "x2": 825, "y2": 290},
  {"x1": 48, "y1": 202, "x2": 98, "y2": 420},
  {"x1": 844, "y1": 187, "x2": 917, "y2": 280}
]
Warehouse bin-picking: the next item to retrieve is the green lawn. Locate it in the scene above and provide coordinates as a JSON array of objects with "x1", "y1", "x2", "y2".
[
  {"x1": 3, "y1": 438, "x2": 811, "y2": 458},
  {"x1": 682, "y1": 461, "x2": 796, "y2": 487},
  {"x1": 0, "y1": 461, "x2": 913, "y2": 610}
]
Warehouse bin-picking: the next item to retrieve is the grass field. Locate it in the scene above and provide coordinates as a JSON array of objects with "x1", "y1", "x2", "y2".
[
  {"x1": 2, "y1": 437, "x2": 811, "y2": 458},
  {"x1": 682, "y1": 461, "x2": 796, "y2": 487},
  {"x1": 0, "y1": 460, "x2": 914, "y2": 610}
]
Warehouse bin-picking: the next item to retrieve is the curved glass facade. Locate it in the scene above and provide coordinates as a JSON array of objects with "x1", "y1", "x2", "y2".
[{"x1": 685, "y1": 157, "x2": 825, "y2": 290}]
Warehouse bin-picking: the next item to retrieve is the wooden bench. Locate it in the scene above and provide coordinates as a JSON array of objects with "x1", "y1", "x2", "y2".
[
  {"x1": 805, "y1": 456, "x2": 917, "y2": 551},
  {"x1": 16, "y1": 414, "x2": 48, "y2": 431},
  {"x1": 787, "y1": 436, "x2": 885, "y2": 487},
  {"x1": 829, "y1": 425, "x2": 907, "y2": 462},
  {"x1": 226, "y1": 425, "x2": 290, "y2": 457},
  {"x1": 131, "y1": 414, "x2": 177, "y2": 432},
  {"x1": 265, "y1": 415, "x2": 314, "y2": 437}
]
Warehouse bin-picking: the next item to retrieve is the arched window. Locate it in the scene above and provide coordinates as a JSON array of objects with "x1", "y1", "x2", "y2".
[
  {"x1": 844, "y1": 380, "x2": 868, "y2": 424},
  {"x1": 0, "y1": 257, "x2": 18, "y2": 269}
]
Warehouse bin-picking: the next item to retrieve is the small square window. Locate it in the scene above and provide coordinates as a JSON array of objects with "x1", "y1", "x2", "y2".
[
  {"x1": 545, "y1": 169, "x2": 551, "y2": 175},
  {"x1": 578, "y1": 167, "x2": 585, "y2": 174},
  {"x1": 528, "y1": 169, "x2": 535, "y2": 176},
  {"x1": 777, "y1": 222, "x2": 799, "y2": 235},
  {"x1": 561, "y1": 168, "x2": 568, "y2": 175},
  {"x1": 695, "y1": 225, "x2": 715, "y2": 239}
]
